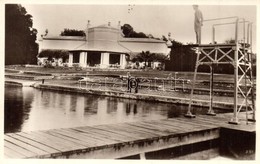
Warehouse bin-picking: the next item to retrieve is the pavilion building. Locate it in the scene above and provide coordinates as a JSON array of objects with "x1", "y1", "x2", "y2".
[{"x1": 38, "y1": 21, "x2": 170, "y2": 69}]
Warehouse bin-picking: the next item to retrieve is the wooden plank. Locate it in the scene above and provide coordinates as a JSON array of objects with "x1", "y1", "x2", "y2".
[
  {"x1": 89, "y1": 126, "x2": 140, "y2": 140},
  {"x1": 5, "y1": 140, "x2": 37, "y2": 158},
  {"x1": 141, "y1": 120, "x2": 198, "y2": 133},
  {"x1": 151, "y1": 120, "x2": 196, "y2": 132},
  {"x1": 131, "y1": 120, "x2": 194, "y2": 134},
  {"x1": 125, "y1": 122, "x2": 171, "y2": 136},
  {"x1": 93, "y1": 125, "x2": 146, "y2": 140},
  {"x1": 179, "y1": 116, "x2": 254, "y2": 132},
  {"x1": 64, "y1": 128, "x2": 119, "y2": 145},
  {"x1": 192, "y1": 116, "x2": 227, "y2": 126},
  {"x1": 55, "y1": 128, "x2": 109, "y2": 146},
  {"x1": 86, "y1": 129, "x2": 136, "y2": 142},
  {"x1": 158, "y1": 119, "x2": 210, "y2": 132},
  {"x1": 107, "y1": 123, "x2": 160, "y2": 139},
  {"x1": 77, "y1": 126, "x2": 137, "y2": 142},
  {"x1": 183, "y1": 119, "x2": 220, "y2": 129},
  {"x1": 18, "y1": 132, "x2": 72, "y2": 152},
  {"x1": 134, "y1": 121, "x2": 179, "y2": 134},
  {"x1": 45, "y1": 130, "x2": 93, "y2": 147},
  {"x1": 64, "y1": 128, "x2": 119, "y2": 144},
  {"x1": 4, "y1": 135, "x2": 50, "y2": 157},
  {"x1": 206, "y1": 114, "x2": 256, "y2": 132},
  {"x1": 7, "y1": 133, "x2": 59, "y2": 154},
  {"x1": 72, "y1": 127, "x2": 124, "y2": 142},
  {"x1": 162, "y1": 118, "x2": 213, "y2": 129},
  {"x1": 33, "y1": 131, "x2": 87, "y2": 150},
  {"x1": 201, "y1": 115, "x2": 230, "y2": 121},
  {"x1": 173, "y1": 117, "x2": 219, "y2": 129},
  {"x1": 127, "y1": 122, "x2": 176, "y2": 137},
  {"x1": 141, "y1": 120, "x2": 191, "y2": 131},
  {"x1": 116, "y1": 123, "x2": 166, "y2": 137},
  {"x1": 4, "y1": 146, "x2": 26, "y2": 159},
  {"x1": 158, "y1": 118, "x2": 206, "y2": 130},
  {"x1": 195, "y1": 116, "x2": 231, "y2": 126},
  {"x1": 144, "y1": 119, "x2": 211, "y2": 134},
  {"x1": 116, "y1": 122, "x2": 165, "y2": 138}
]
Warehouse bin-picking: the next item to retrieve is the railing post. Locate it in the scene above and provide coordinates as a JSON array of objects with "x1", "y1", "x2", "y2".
[
  {"x1": 212, "y1": 26, "x2": 215, "y2": 44},
  {"x1": 248, "y1": 23, "x2": 256, "y2": 122},
  {"x1": 185, "y1": 49, "x2": 200, "y2": 118},
  {"x1": 207, "y1": 64, "x2": 216, "y2": 116},
  {"x1": 229, "y1": 18, "x2": 240, "y2": 124},
  {"x1": 174, "y1": 72, "x2": 177, "y2": 91}
]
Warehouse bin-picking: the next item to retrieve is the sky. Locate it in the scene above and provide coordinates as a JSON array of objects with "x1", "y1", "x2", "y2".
[{"x1": 21, "y1": 3, "x2": 257, "y2": 51}]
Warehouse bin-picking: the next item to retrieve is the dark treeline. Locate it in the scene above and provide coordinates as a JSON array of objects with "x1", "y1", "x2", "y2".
[
  {"x1": 5, "y1": 4, "x2": 39, "y2": 65},
  {"x1": 60, "y1": 29, "x2": 86, "y2": 36}
]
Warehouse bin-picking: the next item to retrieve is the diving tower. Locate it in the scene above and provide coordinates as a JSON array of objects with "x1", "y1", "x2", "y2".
[{"x1": 184, "y1": 17, "x2": 255, "y2": 125}]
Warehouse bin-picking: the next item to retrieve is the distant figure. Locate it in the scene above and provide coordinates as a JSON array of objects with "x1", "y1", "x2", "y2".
[{"x1": 193, "y1": 5, "x2": 203, "y2": 44}]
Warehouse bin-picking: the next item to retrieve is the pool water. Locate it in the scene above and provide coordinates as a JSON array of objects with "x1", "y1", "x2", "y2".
[{"x1": 4, "y1": 85, "x2": 228, "y2": 133}]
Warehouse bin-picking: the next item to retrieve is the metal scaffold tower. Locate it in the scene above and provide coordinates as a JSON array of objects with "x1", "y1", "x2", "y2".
[{"x1": 185, "y1": 17, "x2": 255, "y2": 124}]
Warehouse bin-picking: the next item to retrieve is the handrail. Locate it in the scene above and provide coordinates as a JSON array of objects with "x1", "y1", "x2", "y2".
[
  {"x1": 204, "y1": 16, "x2": 238, "y2": 22},
  {"x1": 208, "y1": 16, "x2": 252, "y2": 45},
  {"x1": 212, "y1": 21, "x2": 250, "y2": 27}
]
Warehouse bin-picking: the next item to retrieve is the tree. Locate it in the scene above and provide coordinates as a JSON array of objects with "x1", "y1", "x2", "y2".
[
  {"x1": 225, "y1": 38, "x2": 236, "y2": 44},
  {"x1": 121, "y1": 24, "x2": 148, "y2": 38},
  {"x1": 5, "y1": 4, "x2": 39, "y2": 65},
  {"x1": 161, "y1": 35, "x2": 168, "y2": 42},
  {"x1": 121, "y1": 24, "x2": 134, "y2": 37},
  {"x1": 60, "y1": 28, "x2": 86, "y2": 36},
  {"x1": 153, "y1": 53, "x2": 169, "y2": 62},
  {"x1": 165, "y1": 40, "x2": 198, "y2": 72},
  {"x1": 132, "y1": 51, "x2": 155, "y2": 67}
]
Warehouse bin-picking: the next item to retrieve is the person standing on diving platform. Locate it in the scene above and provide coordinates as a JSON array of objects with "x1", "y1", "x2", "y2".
[{"x1": 193, "y1": 5, "x2": 203, "y2": 44}]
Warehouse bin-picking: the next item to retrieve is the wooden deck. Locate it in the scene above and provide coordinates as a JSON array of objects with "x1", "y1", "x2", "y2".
[{"x1": 4, "y1": 112, "x2": 255, "y2": 159}]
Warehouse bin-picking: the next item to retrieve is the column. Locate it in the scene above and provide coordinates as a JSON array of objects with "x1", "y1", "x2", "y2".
[
  {"x1": 79, "y1": 52, "x2": 87, "y2": 67},
  {"x1": 84, "y1": 52, "x2": 88, "y2": 67},
  {"x1": 120, "y1": 54, "x2": 127, "y2": 69},
  {"x1": 100, "y1": 52, "x2": 110, "y2": 68},
  {"x1": 68, "y1": 52, "x2": 73, "y2": 67}
]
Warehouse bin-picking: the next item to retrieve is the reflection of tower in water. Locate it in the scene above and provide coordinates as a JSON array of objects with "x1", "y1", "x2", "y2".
[
  {"x1": 84, "y1": 96, "x2": 98, "y2": 114},
  {"x1": 97, "y1": 98, "x2": 108, "y2": 120},
  {"x1": 106, "y1": 97, "x2": 118, "y2": 113},
  {"x1": 167, "y1": 104, "x2": 181, "y2": 118},
  {"x1": 125, "y1": 101, "x2": 138, "y2": 115}
]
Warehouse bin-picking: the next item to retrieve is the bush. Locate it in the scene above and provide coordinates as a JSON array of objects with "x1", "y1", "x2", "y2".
[
  {"x1": 43, "y1": 62, "x2": 54, "y2": 68},
  {"x1": 38, "y1": 49, "x2": 69, "y2": 59}
]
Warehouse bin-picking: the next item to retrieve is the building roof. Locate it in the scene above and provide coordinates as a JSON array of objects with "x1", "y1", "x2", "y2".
[
  {"x1": 73, "y1": 40, "x2": 131, "y2": 54},
  {"x1": 120, "y1": 37, "x2": 166, "y2": 43},
  {"x1": 39, "y1": 23, "x2": 170, "y2": 56},
  {"x1": 89, "y1": 24, "x2": 120, "y2": 30}
]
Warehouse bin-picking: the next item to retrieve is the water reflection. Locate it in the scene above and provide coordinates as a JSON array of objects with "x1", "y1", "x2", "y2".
[
  {"x1": 4, "y1": 86, "x2": 34, "y2": 133},
  {"x1": 4, "y1": 85, "x2": 227, "y2": 134}
]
